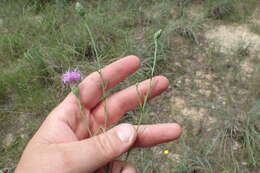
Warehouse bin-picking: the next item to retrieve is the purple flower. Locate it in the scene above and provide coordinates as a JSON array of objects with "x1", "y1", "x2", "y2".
[{"x1": 62, "y1": 70, "x2": 81, "y2": 84}]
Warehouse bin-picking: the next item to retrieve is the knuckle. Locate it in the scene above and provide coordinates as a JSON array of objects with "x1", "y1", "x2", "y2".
[
  {"x1": 115, "y1": 161, "x2": 137, "y2": 173},
  {"x1": 124, "y1": 163, "x2": 137, "y2": 173},
  {"x1": 127, "y1": 162, "x2": 137, "y2": 170},
  {"x1": 94, "y1": 133, "x2": 118, "y2": 159}
]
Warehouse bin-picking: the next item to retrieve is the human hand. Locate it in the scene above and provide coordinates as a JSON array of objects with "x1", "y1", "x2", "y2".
[{"x1": 15, "y1": 56, "x2": 181, "y2": 173}]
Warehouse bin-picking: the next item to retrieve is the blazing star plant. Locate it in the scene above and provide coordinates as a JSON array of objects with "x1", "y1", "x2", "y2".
[
  {"x1": 71, "y1": 2, "x2": 165, "y2": 172},
  {"x1": 62, "y1": 69, "x2": 92, "y2": 135},
  {"x1": 62, "y1": 70, "x2": 81, "y2": 100}
]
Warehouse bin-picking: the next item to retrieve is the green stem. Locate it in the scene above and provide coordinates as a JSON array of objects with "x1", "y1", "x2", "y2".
[
  {"x1": 71, "y1": 86, "x2": 93, "y2": 136},
  {"x1": 83, "y1": 17, "x2": 109, "y2": 131},
  {"x1": 138, "y1": 29, "x2": 161, "y2": 126},
  {"x1": 125, "y1": 30, "x2": 162, "y2": 161},
  {"x1": 84, "y1": 22, "x2": 100, "y2": 69},
  {"x1": 151, "y1": 34, "x2": 158, "y2": 77}
]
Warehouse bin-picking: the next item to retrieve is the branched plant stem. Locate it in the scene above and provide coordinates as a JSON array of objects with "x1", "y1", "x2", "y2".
[
  {"x1": 125, "y1": 29, "x2": 162, "y2": 162},
  {"x1": 83, "y1": 17, "x2": 109, "y2": 132},
  {"x1": 80, "y1": 9, "x2": 111, "y2": 173},
  {"x1": 137, "y1": 29, "x2": 162, "y2": 129}
]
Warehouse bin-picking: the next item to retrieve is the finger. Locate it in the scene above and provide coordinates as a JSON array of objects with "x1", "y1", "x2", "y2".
[
  {"x1": 61, "y1": 124, "x2": 137, "y2": 172},
  {"x1": 95, "y1": 161, "x2": 137, "y2": 173},
  {"x1": 134, "y1": 123, "x2": 182, "y2": 147},
  {"x1": 91, "y1": 76, "x2": 169, "y2": 129},
  {"x1": 63, "y1": 55, "x2": 140, "y2": 109},
  {"x1": 111, "y1": 161, "x2": 137, "y2": 173}
]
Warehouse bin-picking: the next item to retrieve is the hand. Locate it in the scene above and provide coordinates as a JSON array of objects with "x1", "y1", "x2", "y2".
[{"x1": 15, "y1": 56, "x2": 181, "y2": 173}]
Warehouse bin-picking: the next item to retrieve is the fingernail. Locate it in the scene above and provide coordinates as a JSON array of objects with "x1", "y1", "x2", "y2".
[{"x1": 116, "y1": 124, "x2": 134, "y2": 142}]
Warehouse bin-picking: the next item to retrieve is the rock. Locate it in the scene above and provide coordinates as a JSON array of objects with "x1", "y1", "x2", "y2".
[
  {"x1": 168, "y1": 153, "x2": 181, "y2": 163},
  {"x1": 241, "y1": 162, "x2": 248, "y2": 166},
  {"x1": 2, "y1": 133, "x2": 15, "y2": 148},
  {"x1": 232, "y1": 140, "x2": 242, "y2": 151},
  {"x1": 198, "y1": 88, "x2": 212, "y2": 97},
  {"x1": 241, "y1": 59, "x2": 254, "y2": 77}
]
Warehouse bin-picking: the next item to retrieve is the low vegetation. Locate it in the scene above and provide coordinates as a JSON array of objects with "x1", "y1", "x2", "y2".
[{"x1": 0, "y1": 0, "x2": 259, "y2": 172}]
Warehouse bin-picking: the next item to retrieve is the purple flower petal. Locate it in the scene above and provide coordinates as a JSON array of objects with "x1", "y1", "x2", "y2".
[{"x1": 62, "y1": 70, "x2": 81, "y2": 84}]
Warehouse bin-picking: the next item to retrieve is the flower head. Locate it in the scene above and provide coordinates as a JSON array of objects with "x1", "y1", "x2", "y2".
[{"x1": 62, "y1": 70, "x2": 81, "y2": 84}]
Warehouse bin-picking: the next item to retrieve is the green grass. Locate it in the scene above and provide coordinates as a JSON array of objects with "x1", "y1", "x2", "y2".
[
  {"x1": 250, "y1": 24, "x2": 260, "y2": 35},
  {"x1": 0, "y1": 0, "x2": 260, "y2": 172}
]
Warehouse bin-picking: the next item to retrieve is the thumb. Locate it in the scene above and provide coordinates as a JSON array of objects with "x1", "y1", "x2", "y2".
[{"x1": 61, "y1": 123, "x2": 136, "y2": 173}]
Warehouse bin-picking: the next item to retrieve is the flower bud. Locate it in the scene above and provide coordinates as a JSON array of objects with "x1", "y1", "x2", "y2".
[
  {"x1": 154, "y1": 29, "x2": 162, "y2": 40},
  {"x1": 75, "y1": 2, "x2": 86, "y2": 17}
]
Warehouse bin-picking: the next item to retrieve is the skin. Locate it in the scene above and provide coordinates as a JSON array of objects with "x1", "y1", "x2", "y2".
[{"x1": 15, "y1": 56, "x2": 182, "y2": 173}]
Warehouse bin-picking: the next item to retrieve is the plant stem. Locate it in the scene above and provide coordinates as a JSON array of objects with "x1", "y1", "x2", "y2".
[
  {"x1": 125, "y1": 29, "x2": 162, "y2": 161},
  {"x1": 83, "y1": 18, "x2": 109, "y2": 130}
]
